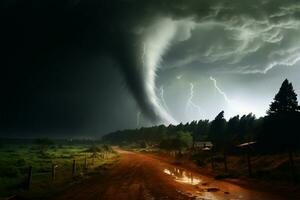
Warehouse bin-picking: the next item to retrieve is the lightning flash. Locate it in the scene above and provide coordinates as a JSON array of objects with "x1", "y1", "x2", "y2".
[
  {"x1": 209, "y1": 76, "x2": 231, "y2": 103},
  {"x1": 185, "y1": 83, "x2": 202, "y2": 116}
]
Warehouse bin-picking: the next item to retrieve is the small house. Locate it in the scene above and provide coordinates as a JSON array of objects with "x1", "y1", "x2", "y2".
[{"x1": 193, "y1": 141, "x2": 213, "y2": 151}]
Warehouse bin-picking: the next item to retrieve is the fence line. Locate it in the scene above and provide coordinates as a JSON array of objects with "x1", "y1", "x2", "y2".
[{"x1": 24, "y1": 154, "x2": 110, "y2": 190}]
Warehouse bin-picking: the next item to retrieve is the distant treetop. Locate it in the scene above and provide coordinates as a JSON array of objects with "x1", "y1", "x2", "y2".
[{"x1": 267, "y1": 79, "x2": 300, "y2": 116}]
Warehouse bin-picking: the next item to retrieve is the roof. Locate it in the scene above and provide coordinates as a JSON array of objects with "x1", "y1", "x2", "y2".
[
  {"x1": 237, "y1": 141, "x2": 256, "y2": 148},
  {"x1": 194, "y1": 141, "x2": 213, "y2": 147}
]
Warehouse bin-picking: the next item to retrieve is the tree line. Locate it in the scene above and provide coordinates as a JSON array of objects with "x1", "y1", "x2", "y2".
[{"x1": 102, "y1": 79, "x2": 300, "y2": 156}]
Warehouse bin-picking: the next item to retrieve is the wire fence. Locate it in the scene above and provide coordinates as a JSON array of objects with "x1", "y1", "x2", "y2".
[{"x1": 19, "y1": 152, "x2": 114, "y2": 191}]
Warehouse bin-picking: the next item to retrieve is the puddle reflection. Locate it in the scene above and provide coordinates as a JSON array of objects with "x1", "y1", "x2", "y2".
[{"x1": 163, "y1": 168, "x2": 202, "y2": 185}]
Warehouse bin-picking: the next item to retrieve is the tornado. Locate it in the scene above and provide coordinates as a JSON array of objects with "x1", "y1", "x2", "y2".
[{"x1": 115, "y1": 18, "x2": 177, "y2": 124}]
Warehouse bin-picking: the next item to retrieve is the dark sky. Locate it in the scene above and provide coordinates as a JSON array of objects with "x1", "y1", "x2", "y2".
[{"x1": 1, "y1": 0, "x2": 300, "y2": 138}]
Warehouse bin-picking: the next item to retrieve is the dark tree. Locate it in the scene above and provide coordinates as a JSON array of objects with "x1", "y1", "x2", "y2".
[
  {"x1": 226, "y1": 115, "x2": 240, "y2": 146},
  {"x1": 188, "y1": 120, "x2": 198, "y2": 149},
  {"x1": 210, "y1": 111, "x2": 226, "y2": 149},
  {"x1": 263, "y1": 79, "x2": 300, "y2": 183},
  {"x1": 196, "y1": 120, "x2": 210, "y2": 141},
  {"x1": 210, "y1": 111, "x2": 228, "y2": 172},
  {"x1": 239, "y1": 113, "x2": 256, "y2": 142},
  {"x1": 267, "y1": 79, "x2": 300, "y2": 115},
  {"x1": 159, "y1": 131, "x2": 192, "y2": 154},
  {"x1": 263, "y1": 80, "x2": 300, "y2": 151}
]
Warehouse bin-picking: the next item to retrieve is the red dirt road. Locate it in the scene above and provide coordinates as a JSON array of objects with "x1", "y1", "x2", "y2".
[{"x1": 53, "y1": 148, "x2": 293, "y2": 200}]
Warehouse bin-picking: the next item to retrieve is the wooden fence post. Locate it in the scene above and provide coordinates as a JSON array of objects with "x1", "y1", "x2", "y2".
[
  {"x1": 247, "y1": 147, "x2": 252, "y2": 177},
  {"x1": 84, "y1": 155, "x2": 87, "y2": 171},
  {"x1": 223, "y1": 151, "x2": 228, "y2": 172},
  {"x1": 237, "y1": 141, "x2": 257, "y2": 178},
  {"x1": 52, "y1": 164, "x2": 57, "y2": 181},
  {"x1": 72, "y1": 160, "x2": 76, "y2": 176},
  {"x1": 25, "y1": 166, "x2": 32, "y2": 190},
  {"x1": 211, "y1": 152, "x2": 215, "y2": 170}
]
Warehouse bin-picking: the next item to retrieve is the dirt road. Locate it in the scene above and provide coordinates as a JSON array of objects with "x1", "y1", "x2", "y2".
[{"x1": 53, "y1": 148, "x2": 293, "y2": 200}]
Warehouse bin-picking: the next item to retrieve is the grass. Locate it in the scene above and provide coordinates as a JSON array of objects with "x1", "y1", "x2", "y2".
[{"x1": 0, "y1": 144, "x2": 119, "y2": 198}]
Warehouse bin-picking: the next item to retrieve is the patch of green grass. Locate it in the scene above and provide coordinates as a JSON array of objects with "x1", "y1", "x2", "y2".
[{"x1": 0, "y1": 144, "x2": 118, "y2": 198}]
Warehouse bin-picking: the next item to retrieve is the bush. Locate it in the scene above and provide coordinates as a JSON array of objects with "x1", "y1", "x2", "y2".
[
  {"x1": 15, "y1": 159, "x2": 26, "y2": 167},
  {"x1": 0, "y1": 177, "x2": 24, "y2": 195},
  {"x1": 85, "y1": 145, "x2": 102, "y2": 153},
  {"x1": 0, "y1": 166, "x2": 21, "y2": 178},
  {"x1": 159, "y1": 131, "x2": 193, "y2": 152},
  {"x1": 195, "y1": 159, "x2": 206, "y2": 167},
  {"x1": 35, "y1": 138, "x2": 55, "y2": 153},
  {"x1": 213, "y1": 155, "x2": 224, "y2": 163}
]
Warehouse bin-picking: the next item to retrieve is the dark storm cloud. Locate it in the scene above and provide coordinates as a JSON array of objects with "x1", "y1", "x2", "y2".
[
  {"x1": 110, "y1": 0, "x2": 300, "y2": 122},
  {"x1": 2, "y1": 0, "x2": 300, "y2": 134}
]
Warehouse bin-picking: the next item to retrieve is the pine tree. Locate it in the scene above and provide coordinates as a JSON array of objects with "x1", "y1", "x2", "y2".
[
  {"x1": 267, "y1": 79, "x2": 300, "y2": 115},
  {"x1": 210, "y1": 111, "x2": 228, "y2": 172},
  {"x1": 210, "y1": 111, "x2": 226, "y2": 146},
  {"x1": 265, "y1": 79, "x2": 300, "y2": 183}
]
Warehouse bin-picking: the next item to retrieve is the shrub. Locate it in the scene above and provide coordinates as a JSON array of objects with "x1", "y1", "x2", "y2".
[{"x1": 0, "y1": 166, "x2": 21, "y2": 178}]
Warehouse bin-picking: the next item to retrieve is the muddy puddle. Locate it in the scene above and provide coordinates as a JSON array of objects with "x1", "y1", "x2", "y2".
[
  {"x1": 163, "y1": 167, "x2": 281, "y2": 200},
  {"x1": 162, "y1": 166, "x2": 289, "y2": 200},
  {"x1": 163, "y1": 167, "x2": 202, "y2": 185},
  {"x1": 163, "y1": 167, "x2": 222, "y2": 199}
]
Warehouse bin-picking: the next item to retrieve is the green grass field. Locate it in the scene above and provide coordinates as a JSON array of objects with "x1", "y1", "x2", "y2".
[{"x1": 0, "y1": 144, "x2": 118, "y2": 198}]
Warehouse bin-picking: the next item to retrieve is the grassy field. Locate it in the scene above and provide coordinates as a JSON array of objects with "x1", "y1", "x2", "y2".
[{"x1": 0, "y1": 143, "x2": 119, "y2": 198}]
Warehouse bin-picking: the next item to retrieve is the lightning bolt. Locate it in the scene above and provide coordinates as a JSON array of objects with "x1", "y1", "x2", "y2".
[
  {"x1": 185, "y1": 83, "x2": 203, "y2": 116},
  {"x1": 209, "y1": 76, "x2": 259, "y2": 116},
  {"x1": 209, "y1": 76, "x2": 231, "y2": 103}
]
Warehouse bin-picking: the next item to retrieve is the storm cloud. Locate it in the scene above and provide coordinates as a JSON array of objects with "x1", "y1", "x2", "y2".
[
  {"x1": 2, "y1": 0, "x2": 300, "y2": 134},
  {"x1": 108, "y1": 0, "x2": 300, "y2": 123}
]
